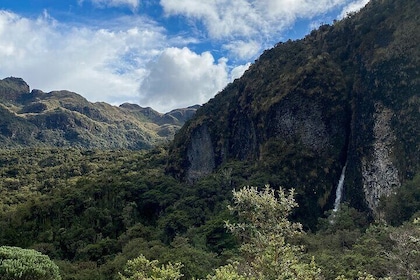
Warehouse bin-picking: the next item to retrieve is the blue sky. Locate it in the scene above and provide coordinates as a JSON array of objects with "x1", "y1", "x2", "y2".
[{"x1": 0, "y1": 0, "x2": 369, "y2": 112}]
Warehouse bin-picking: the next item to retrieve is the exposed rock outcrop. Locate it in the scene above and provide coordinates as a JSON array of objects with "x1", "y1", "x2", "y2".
[
  {"x1": 268, "y1": 95, "x2": 330, "y2": 154},
  {"x1": 186, "y1": 125, "x2": 215, "y2": 183},
  {"x1": 361, "y1": 103, "x2": 400, "y2": 215}
]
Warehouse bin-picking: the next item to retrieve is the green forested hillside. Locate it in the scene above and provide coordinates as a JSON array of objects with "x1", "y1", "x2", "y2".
[{"x1": 0, "y1": 147, "x2": 419, "y2": 279}]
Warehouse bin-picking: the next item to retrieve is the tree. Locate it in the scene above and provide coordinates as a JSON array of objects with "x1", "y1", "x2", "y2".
[
  {"x1": 222, "y1": 185, "x2": 323, "y2": 280},
  {"x1": 205, "y1": 263, "x2": 249, "y2": 280},
  {"x1": 386, "y1": 218, "x2": 420, "y2": 279},
  {"x1": 118, "y1": 254, "x2": 183, "y2": 280},
  {"x1": 0, "y1": 246, "x2": 61, "y2": 280}
]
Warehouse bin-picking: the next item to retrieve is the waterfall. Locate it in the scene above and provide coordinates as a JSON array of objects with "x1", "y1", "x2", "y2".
[{"x1": 333, "y1": 163, "x2": 347, "y2": 212}]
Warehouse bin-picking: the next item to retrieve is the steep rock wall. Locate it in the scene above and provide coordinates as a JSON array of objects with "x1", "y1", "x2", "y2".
[
  {"x1": 267, "y1": 94, "x2": 330, "y2": 154},
  {"x1": 186, "y1": 125, "x2": 216, "y2": 183},
  {"x1": 361, "y1": 103, "x2": 400, "y2": 215},
  {"x1": 229, "y1": 112, "x2": 258, "y2": 160}
]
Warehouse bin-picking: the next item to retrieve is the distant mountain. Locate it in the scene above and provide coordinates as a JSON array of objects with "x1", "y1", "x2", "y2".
[
  {"x1": 0, "y1": 77, "x2": 198, "y2": 149},
  {"x1": 168, "y1": 0, "x2": 419, "y2": 226}
]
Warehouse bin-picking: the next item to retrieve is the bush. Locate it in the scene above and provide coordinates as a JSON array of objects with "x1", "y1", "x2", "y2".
[{"x1": 0, "y1": 246, "x2": 61, "y2": 280}]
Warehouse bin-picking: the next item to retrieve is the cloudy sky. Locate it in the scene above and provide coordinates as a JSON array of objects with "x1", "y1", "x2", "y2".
[{"x1": 0, "y1": 0, "x2": 369, "y2": 112}]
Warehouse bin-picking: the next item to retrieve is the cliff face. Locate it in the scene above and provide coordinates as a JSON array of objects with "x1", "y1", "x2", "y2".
[
  {"x1": 168, "y1": 0, "x2": 419, "y2": 222},
  {"x1": 186, "y1": 125, "x2": 216, "y2": 182},
  {"x1": 361, "y1": 103, "x2": 400, "y2": 215}
]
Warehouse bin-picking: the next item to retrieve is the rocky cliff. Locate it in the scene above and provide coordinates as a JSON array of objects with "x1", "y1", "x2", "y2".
[
  {"x1": 0, "y1": 77, "x2": 198, "y2": 149},
  {"x1": 168, "y1": 0, "x2": 419, "y2": 224}
]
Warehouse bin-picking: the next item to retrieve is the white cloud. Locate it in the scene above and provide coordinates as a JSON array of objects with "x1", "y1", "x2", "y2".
[
  {"x1": 139, "y1": 47, "x2": 229, "y2": 112},
  {"x1": 0, "y1": 10, "x2": 243, "y2": 112},
  {"x1": 339, "y1": 0, "x2": 370, "y2": 18},
  {"x1": 223, "y1": 40, "x2": 261, "y2": 60},
  {"x1": 79, "y1": 0, "x2": 140, "y2": 10},
  {"x1": 161, "y1": 0, "x2": 357, "y2": 52},
  {"x1": 230, "y1": 63, "x2": 251, "y2": 81},
  {"x1": 0, "y1": 10, "x2": 165, "y2": 105},
  {"x1": 160, "y1": 0, "x2": 372, "y2": 60},
  {"x1": 161, "y1": 0, "x2": 268, "y2": 39}
]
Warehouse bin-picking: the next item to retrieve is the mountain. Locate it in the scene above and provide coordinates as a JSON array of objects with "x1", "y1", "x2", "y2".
[
  {"x1": 168, "y1": 0, "x2": 419, "y2": 226},
  {"x1": 0, "y1": 77, "x2": 198, "y2": 149}
]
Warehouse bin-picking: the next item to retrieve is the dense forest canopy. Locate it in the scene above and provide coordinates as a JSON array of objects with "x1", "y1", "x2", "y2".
[{"x1": 0, "y1": 147, "x2": 419, "y2": 279}]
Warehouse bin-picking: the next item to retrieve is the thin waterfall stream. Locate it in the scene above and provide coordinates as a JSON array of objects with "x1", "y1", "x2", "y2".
[{"x1": 333, "y1": 163, "x2": 347, "y2": 212}]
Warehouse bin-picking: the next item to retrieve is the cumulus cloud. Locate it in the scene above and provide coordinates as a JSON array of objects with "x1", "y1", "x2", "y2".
[
  {"x1": 160, "y1": 0, "x2": 371, "y2": 60},
  {"x1": 160, "y1": 0, "x2": 357, "y2": 39},
  {"x1": 139, "y1": 47, "x2": 229, "y2": 112},
  {"x1": 0, "y1": 9, "x2": 245, "y2": 112},
  {"x1": 339, "y1": 0, "x2": 370, "y2": 18},
  {"x1": 0, "y1": 10, "x2": 166, "y2": 105},
  {"x1": 223, "y1": 40, "x2": 261, "y2": 60},
  {"x1": 79, "y1": 0, "x2": 140, "y2": 10},
  {"x1": 230, "y1": 63, "x2": 251, "y2": 81}
]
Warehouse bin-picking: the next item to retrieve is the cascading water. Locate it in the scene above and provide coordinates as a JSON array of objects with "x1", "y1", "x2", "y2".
[{"x1": 333, "y1": 163, "x2": 347, "y2": 212}]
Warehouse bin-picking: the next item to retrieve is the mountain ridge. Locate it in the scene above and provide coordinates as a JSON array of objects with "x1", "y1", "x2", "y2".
[{"x1": 0, "y1": 77, "x2": 199, "y2": 149}]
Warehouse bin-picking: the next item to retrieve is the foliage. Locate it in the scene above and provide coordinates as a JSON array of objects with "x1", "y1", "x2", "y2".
[
  {"x1": 380, "y1": 174, "x2": 420, "y2": 225},
  {"x1": 304, "y1": 207, "x2": 420, "y2": 279},
  {"x1": 335, "y1": 272, "x2": 389, "y2": 280},
  {"x1": 205, "y1": 263, "x2": 249, "y2": 280},
  {"x1": 118, "y1": 255, "x2": 183, "y2": 280},
  {"x1": 0, "y1": 147, "x2": 231, "y2": 279},
  {"x1": 223, "y1": 185, "x2": 323, "y2": 279},
  {"x1": 0, "y1": 246, "x2": 61, "y2": 280},
  {"x1": 386, "y1": 218, "x2": 420, "y2": 279},
  {"x1": 0, "y1": 144, "x2": 418, "y2": 280}
]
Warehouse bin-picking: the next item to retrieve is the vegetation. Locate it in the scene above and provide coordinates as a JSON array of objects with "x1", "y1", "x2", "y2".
[
  {"x1": 116, "y1": 185, "x2": 420, "y2": 279},
  {"x1": 0, "y1": 246, "x2": 61, "y2": 280},
  {"x1": 223, "y1": 186, "x2": 322, "y2": 279},
  {"x1": 118, "y1": 255, "x2": 183, "y2": 280},
  {"x1": 0, "y1": 147, "x2": 233, "y2": 279},
  {"x1": 0, "y1": 147, "x2": 418, "y2": 279}
]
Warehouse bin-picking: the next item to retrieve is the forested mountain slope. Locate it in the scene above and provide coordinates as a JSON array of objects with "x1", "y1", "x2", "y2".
[
  {"x1": 0, "y1": 77, "x2": 198, "y2": 149},
  {"x1": 168, "y1": 0, "x2": 420, "y2": 225}
]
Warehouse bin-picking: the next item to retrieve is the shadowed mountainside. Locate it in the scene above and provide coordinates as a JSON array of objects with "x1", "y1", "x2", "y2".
[{"x1": 167, "y1": 0, "x2": 420, "y2": 226}]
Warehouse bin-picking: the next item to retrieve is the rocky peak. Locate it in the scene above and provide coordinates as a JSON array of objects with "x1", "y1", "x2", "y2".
[{"x1": 0, "y1": 77, "x2": 30, "y2": 103}]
